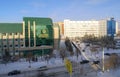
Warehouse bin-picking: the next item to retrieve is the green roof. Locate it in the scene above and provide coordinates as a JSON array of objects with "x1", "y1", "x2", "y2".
[
  {"x1": 23, "y1": 17, "x2": 53, "y2": 25},
  {"x1": 0, "y1": 23, "x2": 23, "y2": 33}
]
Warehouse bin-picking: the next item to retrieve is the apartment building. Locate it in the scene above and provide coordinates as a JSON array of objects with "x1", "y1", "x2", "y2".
[{"x1": 64, "y1": 18, "x2": 118, "y2": 38}]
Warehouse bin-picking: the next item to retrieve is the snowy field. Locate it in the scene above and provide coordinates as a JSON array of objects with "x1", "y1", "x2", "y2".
[
  {"x1": 0, "y1": 39, "x2": 120, "y2": 77},
  {"x1": 0, "y1": 58, "x2": 64, "y2": 75}
]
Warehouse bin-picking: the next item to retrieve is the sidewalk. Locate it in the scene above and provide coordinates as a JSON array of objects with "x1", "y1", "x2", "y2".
[{"x1": 0, "y1": 58, "x2": 64, "y2": 75}]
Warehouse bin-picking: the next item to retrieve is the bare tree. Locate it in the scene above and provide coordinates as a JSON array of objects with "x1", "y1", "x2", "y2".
[
  {"x1": 3, "y1": 49, "x2": 11, "y2": 63},
  {"x1": 65, "y1": 37, "x2": 74, "y2": 56},
  {"x1": 104, "y1": 53, "x2": 120, "y2": 70},
  {"x1": 59, "y1": 48, "x2": 66, "y2": 61},
  {"x1": 27, "y1": 52, "x2": 33, "y2": 68}
]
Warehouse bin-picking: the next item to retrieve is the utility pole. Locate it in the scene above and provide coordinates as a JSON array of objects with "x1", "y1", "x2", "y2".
[{"x1": 102, "y1": 47, "x2": 104, "y2": 72}]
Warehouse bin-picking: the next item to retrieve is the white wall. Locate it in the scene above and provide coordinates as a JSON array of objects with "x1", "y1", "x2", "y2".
[{"x1": 64, "y1": 19, "x2": 103, "y2": 38}]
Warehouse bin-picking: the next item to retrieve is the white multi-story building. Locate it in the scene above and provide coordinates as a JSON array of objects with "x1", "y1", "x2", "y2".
[{"x1": 64, "y1": 18, "x2": 118, "y2": 38}]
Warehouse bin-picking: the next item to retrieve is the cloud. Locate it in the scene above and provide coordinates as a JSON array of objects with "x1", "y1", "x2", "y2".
[{"x1": 86, "y1": 0, "x2": 109, "y2": 5}]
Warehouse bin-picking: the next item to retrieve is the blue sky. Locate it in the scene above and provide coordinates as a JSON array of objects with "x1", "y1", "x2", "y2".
[{"x1": 0, "y1": 0, "x2": 120, "y2": 22}]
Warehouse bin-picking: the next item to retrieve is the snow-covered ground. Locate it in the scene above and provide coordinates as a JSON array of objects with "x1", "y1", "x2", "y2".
[
  {"x1": 97, "y1": 68, "x2": 120, "y2": 77},
  {"x1": 0, "y1": 58, "x2": 64, "y2": 75},
  {"x1": 0, "y1": 39, "x2": 120, "y2": 77}
]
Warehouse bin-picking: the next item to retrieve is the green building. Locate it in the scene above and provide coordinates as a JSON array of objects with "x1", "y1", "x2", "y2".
[
  {"x1": 23, "y1": 17, "x2": 53, "y2": 47},
  {"x1": 0, "y1": 23, "x2": 24, "y2": 56},
  {"x1": 0, "y1": 17, "x2": 55, "y2": 57},
  {"x1": 22, "y1": 17, "x2": 54, "y2": 56}
]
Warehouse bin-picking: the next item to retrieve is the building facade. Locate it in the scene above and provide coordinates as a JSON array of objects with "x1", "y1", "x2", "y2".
[
  {"x1": 53, "y1": 23, "x2": 60, "y2": 49},
  {"x1": 0, "y1": 17, "x2": 55, "y2": 57},
  {"x1": 22, "y1": 17, "x2": 54, "y2": 56},
  {"x1": 107, "y1": 18, "x2": 117, "y2": 37},
  {"x1": 64, "y1": 20, "x2": 99, "y2": 38},
  {"x1": 57, "y1": 22, "x2": 64, "y2": 36},
  {"x1": 23, "y1": 17, "x2": 54, "y2": 47},
  {"x1": 64, "y1": 18, "x2": 118, "y2": 38},
  {"x1": 0, "y1": 23, "x2": 24, "y2": 56}
]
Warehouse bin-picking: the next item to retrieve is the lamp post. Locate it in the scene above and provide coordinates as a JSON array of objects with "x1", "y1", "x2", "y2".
[{"x1": 102, "y1": 47, "x2": 104, "y2": 72}]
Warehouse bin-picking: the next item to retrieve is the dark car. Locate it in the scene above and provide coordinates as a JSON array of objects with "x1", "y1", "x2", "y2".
[
  {"x1": 8, "y1": 70, "x2": 21, "y2": 76},
  {"x1": 104, "y1": 53, "x2": 111, "y2": 56},
  {"x1": 80, "y1": 60, "x2": 89, "y2": 64},
  {"x1": 37, "y1": 66, "x2": 48, "y2": 71},
  {"x1": 86, "y1": 44, "x2": 90, "y2": 46},
  {"x1": 93, "y1": 60, "x2": 100, "y2": 64}
]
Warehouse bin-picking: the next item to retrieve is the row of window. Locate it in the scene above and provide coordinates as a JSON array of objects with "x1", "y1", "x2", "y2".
[
  {"x1": 1, "y1": 39, "x2": 23, "y2": 41},
  {"x1": 1, "y1": 33, "x2": 23, "y2": 36},
  {"x1": 0, "y1": 44, "x2": 24, "y2": 48}
]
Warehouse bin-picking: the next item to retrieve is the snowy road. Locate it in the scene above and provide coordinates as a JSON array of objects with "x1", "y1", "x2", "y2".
[{"x1": 1, "y1": 39, "x2": 120, "y2": 77}]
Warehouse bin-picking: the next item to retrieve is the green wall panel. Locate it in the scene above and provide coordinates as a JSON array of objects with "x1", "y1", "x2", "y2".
[
  {"x1": 23, "y1": 17, "x2": 54, "y2": 47},
  {"x1": 0, "y1": 23, "x2": 23, "y2": 33}
]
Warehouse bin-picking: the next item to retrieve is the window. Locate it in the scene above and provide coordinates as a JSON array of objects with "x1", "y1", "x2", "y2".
[
  {"x1": 15, "y1": 45, "x2": 18, "y2": 47},
  {"x1": 15, "y1": 39, "x2": 18, "y2": 41},
  {"x1": 20, "y1": 39, "x2": 23, "y2": 41},
  {"x1": 3, "y1": 39, "x2": 6, "y2": 41},
  {"x1": 15, "y1": 33, "x2": 18, "y2": 35},
  {"x1": 10, "y1": 45, "x2": 12, "y2": 47},
  {"x1": 21, "y1": 44, "x2": 23, "y2": 47},
  {"x1": 9, "y1": 33, "x2": 12, "y2": 35},
  {"x1": 4, "y1": 45, "x2": 7, "y2": 47}
]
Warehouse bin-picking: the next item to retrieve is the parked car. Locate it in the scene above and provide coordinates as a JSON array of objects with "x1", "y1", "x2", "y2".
[
  {"x1": 37, "y1": 66, "x2": 48, "y2": 71},
  {"x1": 80, "y1": 60, "x2": 89, "y2": 64},
  {"x1": 104, "y1": 53, "x2": 111, "y2": 56},
  {"x1": 8, "y1": 70, "x2": 21, "y2": 76},
  {"x1": 93, "y1": 60, "x2": 100, "y2": 64}
]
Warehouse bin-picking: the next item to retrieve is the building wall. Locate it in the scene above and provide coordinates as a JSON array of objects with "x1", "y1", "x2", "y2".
[
  {"x1": 23, "y1": 17, "x2": 54, "y2": 56},
  {"x1": 64, "y1": 20, "x2": 100, "y2": 38},
  {"x1": 57, "y1": 22, "x2": 64, "y2": 36},
  {"x1": 64, "y1": 18, "x2": 117, "y2": 38},
  {"x1": 0, "y1": 23, "x2": 24, "y2": 56},
  {"x1": 116, "y1": 22, "x2": 118, "y2": 35},
  {"x1": 99, "y1": 20, "x2": 107, "y2": 37},
  {"x1": 53, "y1": 23, "x2": 60, "y2": 49},
  {"x1": 0, "y1": 17, "x2": 54, "y2": 56},
  {"x1": 23, "y1": 17, "x2": 54, "y2": 47},
  {"x1": 107, "y1": 18, "x2": 116, "y2": 37}
]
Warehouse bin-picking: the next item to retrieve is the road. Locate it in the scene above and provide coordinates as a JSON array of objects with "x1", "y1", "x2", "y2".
[
  {"x1": 1, "y1": 40, "x2": 120, "y2": 77},
  {"x1": 1, "y1": 61, "x2": 98, "y2": 77}
]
